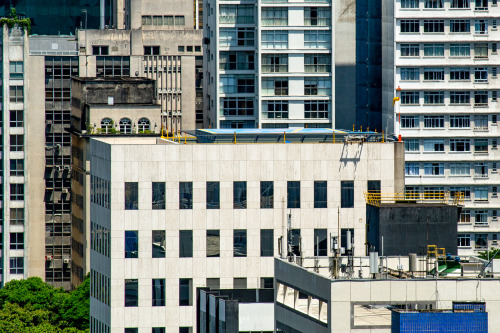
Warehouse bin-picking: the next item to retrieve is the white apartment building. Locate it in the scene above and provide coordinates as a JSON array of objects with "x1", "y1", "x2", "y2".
[
  {"x1": 395, "y1": 0, "x2": 500, "y2": 255},
  {"x1": 204, "y1": 0, "x2": 336, "y2": 129},
  {"x1": 88, "y1": 130, "x2": 404, "y2": 332}
]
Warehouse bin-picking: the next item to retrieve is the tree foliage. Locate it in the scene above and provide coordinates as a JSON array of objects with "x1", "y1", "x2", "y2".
[
  {"x1": 0, "y1": 8, "x2": 31, "y2": 33},
  {"x1": 0, "y1": 275, "x2": 89, "y2": 332},
  {"x1": 477, "y1": 247, "x2": 500, "y2": 261}
]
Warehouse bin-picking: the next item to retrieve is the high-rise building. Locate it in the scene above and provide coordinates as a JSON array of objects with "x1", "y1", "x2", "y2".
[
  {"x1": 395, "y1": 0, "x2": 500, "y2": 255},
  {"x1": 203, "y1": 0, "x2": 394, "y2": 131}
]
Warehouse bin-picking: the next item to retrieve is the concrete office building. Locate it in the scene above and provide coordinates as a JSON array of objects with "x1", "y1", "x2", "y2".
[
  {"x1": 395, "y1": 0, "x2": 500, "y2": 255},
  {"x1": 203, "y1": 0, "x2": 394, "y2": 131},
  {"x1": 88, "y1": 130, "x2": 404, "y2": 332},
  {"x1": 274, "y1": 257, "x2": 500, "y2": 332}
]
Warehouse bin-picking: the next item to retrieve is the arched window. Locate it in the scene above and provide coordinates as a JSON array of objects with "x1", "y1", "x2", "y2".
[
  {"x1": 138, "y1": 118, "x2": 150, "y2": 132},
  {"x1": 119, "y1": 118, "x2": 132, "y2": 134},
  {"x1": 101, "y1": 118, "x2": 113, "y2": 134}
]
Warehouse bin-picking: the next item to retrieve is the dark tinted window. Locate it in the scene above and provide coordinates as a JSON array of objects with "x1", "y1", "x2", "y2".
[
  {"x1": 314, "y1": 229, "x2": 328, "y2": 256},
  {"x1": 234, "y1": 229, "x2": 247, "y2": 257},
  {"x1": 152, "y1": 182, "x2": 165, "y2": 209},
  {"x1": 260, "y1": 229, "x2": 274, "y2": 256},
  {"x1": 152, "y1": 230, "x2": 165, "y2": 258},
  {"x1": 341, "y1": 181, "x2": 354, "y2": 208},
  {"x1": 314, "y1": 181, "x2": 327, "y2": 208},
  {"x1": 206, "y1": 182, "x2": 220, "y2": 209},
  {"x1": 233, "y1": 181, "x2": 247, "y2": 209},
  {"x1": 287, "y1": 181, "x2": 300, "y2": 208},
  {"x1": 125, "y1": 182, "x2": 138, "y2": 210},
  {"x1": 179, "y1": 182, "x2": 193, "y2": 209},
  {"x1": 125, "y1": 231, "x2": 138, "y2": 258},
  {"x1": 125, "y1": 279, "x2": 138, "y2": 307},
  {"x1": 234, "y1": 278, "x2": 247, "y2": 289},
  {"x1": 289, "y1": 229, "x2": 301, "y2": 256},
  {"x1": 179, "y1": 278, "x2": 192, "y2": 306},
  {"x1": 260, "y1": 181, "x2": 274, "y2": 208},
  {"x1": 152, "y1": 279, "x2": 165, "y2": 306},
  {"x1": 179, "y1": 230, "x2": 193, "y2": 257},
  {"x1": 261, "y1": 277, "x2": 273, "y2": 289},
  {"x1": 206, "y1": 230, "x2": 220, "y2": 257}
]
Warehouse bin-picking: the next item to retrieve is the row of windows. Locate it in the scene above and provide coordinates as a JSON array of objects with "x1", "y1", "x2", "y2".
[
  {"x1": 218, "y1": 53, "x2": 332, "y2": 73},
  {"x1": 400, "y1": 66, "x2": 497, "y2": 82},
  {"x1": 90, "y1": 222, "x2": 110, "y2": 257},
  {"x1": 124, "y1": 228, "x2": 353, "y2": 259},
  {"x1": 458, "y1": 233, "x2": 497, "y2": 249},
  {"x1": 90, "y1": 176, "x2": 111, "y2": 209},
  {"x1": 124, "y1": 180, "x2": 365, "y2": 210},
  {"x1": 219, "y1": 6, "x2": 330, "y2": 26},
  {"x1": 259, "y1": 30, "x2": 332, "y2": 49},
  {"x1": 404, "y1": 138, "x2": 494, "y2": 152},
  {"x1": 124, "y1": 328, "x2": 190, "y2": 333},
  {"x1": 405, "y1": 161, "x2": 497, "y2": 178},
  {"x1": 399, "y1": 90, "x2": 494, "y2": 105},
  {"x1": 406, "y1": 186, "x2": 492, "y2": 202},
  {"x1": 90, "y1": 269, "x2": 110, "y2": 306},
  {"x1": 400, "y1": 19, "x2": 494, "y2": 34},
  {"x1": 97, "y1": 117, "x2": 152, "y2": 134},
  {"x1": 141, "y1": 15, "x2": 185, "y2": 26},
  {"x1": 400, "y1": 42, "x2": 494, "y2": 58},
  {"x1": 401, "y1": 114, "x2": 496, "y2": 129},
  {"x1": 401, "y1": 0, "x2": 492, "y2": 10},
  {"x1": 459, "y1": 209, "x2": 500, "y2": 225}
]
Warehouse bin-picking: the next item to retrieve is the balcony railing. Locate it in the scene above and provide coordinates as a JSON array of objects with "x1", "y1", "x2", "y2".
[{"x1": 364, "y1": 191, "x2": 464, "y2": 207}]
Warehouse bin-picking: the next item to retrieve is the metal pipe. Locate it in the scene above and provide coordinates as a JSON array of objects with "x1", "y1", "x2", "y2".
[{"x1": 100, "y1": 0, "x2": 105, "y2": 29}]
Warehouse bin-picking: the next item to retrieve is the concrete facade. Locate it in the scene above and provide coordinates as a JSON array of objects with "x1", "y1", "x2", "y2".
[
  {"x1": 394, "y1": 0, "x2": 500, "y2": 255},
  {"x1": 88, "y1": 137, "x2": 404, "y2": 332}
]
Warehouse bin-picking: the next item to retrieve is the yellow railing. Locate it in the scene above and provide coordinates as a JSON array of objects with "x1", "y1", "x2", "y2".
[{"x1": 364, "y1": 191, "x2": 464, "y2": 207}]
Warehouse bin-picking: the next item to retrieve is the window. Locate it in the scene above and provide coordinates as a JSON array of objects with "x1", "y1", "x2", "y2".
[
  {"x1": 287, "y1": 181, "x2": 300, "y2": 208},
  {"x1": 474, "y1": 187, "x2": 488, "y2": 201},
  {"x1": 262, "y1": 54, "x2": 288, "y2": 73},
  {"x1": 401, "y1": 91, "x2": 419, "y2": 105},
  {"x1": 314, "y1": 181, "x2": 327, "y2": 208},
  {"x1": 423, "y1": 140, "x2": 444, "y2": 152},
  {"x1": 10, "y1": 110, "x2": 23, "y2": 128},
  {"x1": 450, "y1": 68, "x2": 470, "y2": 80},
  {"x1": 450, "y1": 115, "x2": 470, "y2": 128},
  {"x1": 261, "y1": 7, "x2": 288, "y2": 26},
  {"x1": 125, "y1": 279, "x2": 138, "y2": 307},
  {"x1": 9, "y1": 86, "x2": 24, "y2": 103},
  {"x1": 144, "y1": 46, "x2": 160, "y2": 55},
  {"x1": 96, "y1": 56, "x2": 130, "y2": 77},
  {"x1": 10, "y1": 233, "x2": 24, "y2": 250},
  {"x1": 401, "y1": 20, "x2": 419, "y2": 33},
  {"x1": 261, "y1": 277, "x2": 274, "y2": 289},
  {"x1": 206, "y1": 230, "x2": 220, "y2": 257},
  {"x1": 92, "y1": 46, "x2": 109, "y2": 55},
  {"x1": 474, "y1": 67, "x2": 488, "y2": 82},
  {"x1": 451, "y1": 0, "x2": 470, "y2": 8},
  {"x1": 10, "y1": 208, "x2": 24, "y2": 226},
  {"x1": 174, "y1": 16, "x2": 185, "y2": 26},
  {"x1": 475, "y1": 19, "x2": 488, "y2": 34},
  {"x1": 261, "y1": 31, "x2": 288, "y2": 49},
  {"x1": 125, "y1": 231, "x2": 138, "y2": 258},
  {"x1": 424, "y1": 0, "x2": 444, "y2": 7},
  {"x1": 152, "y1": 182, "x2": 165, "y2": 210},
  {"x1": 304, "y1": 54, "x2": 331, "y2": 72},
  {"x1": 152, "y1": 230, "x2": 165, "y2": 258},
  {"x1": 305, "y1": 101, "x2": 329, "y2": 119},
  {"x1": 10, "y1": 184, "x2": 24, "y2": 201},
  {"x1": 220, "y1": 97, "x2": 254, "y2": 116},
  {"x1": 423, "y1": 91, "x2": 444, "y2": 104},
  {"x1": 450, "y1": 187, "x2": 471, "y2": 200},
  {"x1": 400, "y1": 68, "x2": 419, "y2": 81},
  {"x1": 458, "y1": 234, "x2": 471, "y2": 247},
  {"x1": 260, "y1": 181, "x2": 274, "y2": 209},
  {"x1": 405, "y1": 139, "x2": 419, "y2": 152},
  {"x1": 289, "y1": 229, "x2": 301, "y2": 256},
  {"x1": 475, "y1": 234, "x2": 488, "y2": 249},
  {"x1": 260, "y1": 229, "x2": 274, "y2": 257},
  {"x1": 263, "y1": 101, "x2": 288, "y2": 119},
  {"x1": 152, "y1": 328, "x2": 165, "y2": 333},
  {"x1": 424, "y1": 68, "x2": 444, "y2": 81},
  {"x1": 9, "y1": 61, "x2": 23, "y2": 78},
  {"x1": 402, "y1": 0, "x2": 419, "y2": 8},
  {"x1": 219, "y1": 5, "x2": 254, "y2": 24},
  {"x1": 401, "y1": 43, "x2": 419, "y2": 56},
  {"x1": 219, "y1": 28, "x2": 254, "y2": 47},
  {"x1": 341, "y1": 181, "x2": 354, "y2": 208},
  {"x1": 232, "y1": 229, "x2": 247, "y2": 257},
  {"x1": 474, "y1": 138, "x2": 488, "y2": 153},
  {"x1": 475, "y1": 163, "x2": 488, "y2": 177},
  {"x1": 219, "y1": 51, "x2": 255, "y2": 71},
  {"x1": 424, "y1": 163, "x2": 444, "y2": 176},
  {"x1": 450, "y1": 91, "x2": 470, "y2": 105},
  {"x1": 179, "y1": 230, "x2": 193, "y2": 258},
  {"x1": 234, "y1": 278, "x2": 247, "y2": 289},
  {"x1": 125, "y1": 329, "x2": 138, "y2": 333},
  {"x1": 450, "y1": 163, "x2": 470, "y2": 176},
  {"x1": 9, "y1": 134, "x2": 23, "y2": 152},
  {"x1": 424, "y1": 20, "x2": 444, "y2": 33},
  {"x1": 401, "y1": 116, "x2": 419, "y2": 128},
  {"x1": 424, "y1": 44, "x2": 444, "y2": 57},
  {"x1": 119, "y1": 118, "x2": 132, "y2": 134},
  {"x1": 207, "y1": 278, "x2": 220, "y2": 290},
  {"x1": 424, "y1": 116, "x2": 444, "y2": 128},
  {"x1": 262, "y1": 78, "x2": 288, "y2": 96},
  {"x1": 405, "y1": 163, "x2": 420, "y2": 176},
  {"x1": 450, "y1": 44, "x2": 470, "y2": 57},
  {"x1": 475, "y1": 0, "x2": 488, "y2": 9},
  {"x1": 304, "y1": 7, "x2": 331, "y2": 26},
  {"x1": 493, "y1": 163, "x2": 498, "y2": 172},
  {"x1": 474, "y1": 43, "x2": 488, "y2": 58},
  {"x1": 304, "y1": 31, "x2": 331, "y2": 49},
  {"x1": 475, "y1": 115, "x2": 488, "y2": 129},
  {"x1": 10, "y1": 159, "x2": 24, "y2": 176},
  {"x1": 314, "y1": 229, "x2": 328, "y2": 256},
  {"x1": 9, "y1": 257, "x2": 23, "y2": 274},
  {"x1": 450, "y1": 139, "x2": 470, "y2": 152},
  {"x1": 137, "y1": 118, "x2": 150, "y2": 132},
  {"x1": 125, "y1": 182, "x2": 138, "y2": 210},
  {"x1": 233, "y1": 181, "x2": 247, "y2": 209},
  {"x1": 474, "y1": 91, "x2": 488, "y2": 106},
  {"x1": 304, "y1": 78, "x2": 332, "y2": 95},
  {"x1": 450, "y1": 20, "x2": 470, "y2": 33},
  {"x1": 459, "y1": 210, "x2": 471, "y2": 223},
  {"x1": 206, "y1": 182, "x2": 220, "y2": 209},
  {"x1": 179, "y1": 182, "x2": 193, "y2": 209},
  {"x1": 152, "y1": 279, "x2": 165, "y2": 306},
  {"x1": 100, "y1": 118, "x2": 113, "y2": 133}
]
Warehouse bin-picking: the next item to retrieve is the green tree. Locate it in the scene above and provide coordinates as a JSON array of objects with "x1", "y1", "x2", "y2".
[
  {"x1": 62, "y1": 274, "x2": 90, "y2": 330},
  {"x1": 477, "y1": 247, "x2": 500, "y2": 260}
]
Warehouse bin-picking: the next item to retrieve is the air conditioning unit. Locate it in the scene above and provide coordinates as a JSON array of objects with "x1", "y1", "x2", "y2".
[
  {"x1": 63, "y1": 258, "x2": 71, "y2": 264},
  {"x1": 62, "y1": 188, "x2": 69, "y2": 194},
  {"x1": 45, "y1": 255, "x2": 53, "y2": 261}
]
